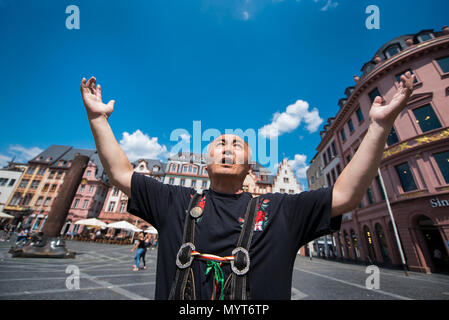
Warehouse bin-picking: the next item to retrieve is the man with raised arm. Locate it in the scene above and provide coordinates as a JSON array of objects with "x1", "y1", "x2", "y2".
[{"x1": 80, "y1": 72, "x2": 415, "y2": 299}]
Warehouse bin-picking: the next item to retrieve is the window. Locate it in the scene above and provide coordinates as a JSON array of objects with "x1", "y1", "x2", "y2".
[
  {"x1": 0, "y1": 178, "x2": 8, "y2": 186},
  {"x1": 48, "y1": 171, "x2": 55, "y2": 179},
  {"x1": 340, "y1": 128, "x2": 346, "y2": 142},
  {"x1": 289, "y1": 190, "x2": 294, "y2": 194},
  {"x1": 183, "y1": 166, "x2": 188, "y2": 172},
  {"x1": 202, "y1": 180, "x2": 207, "y2": 188},
  {"x1": 326, "y1": 174, "x2": 331, "y2": 187},
  {"x1": 180, "y1": 179, "x2": 185, "y2": 186},
  {"x1": 436, "y1": 56, "x2": 449, "y2": 73},
  {"x1": 42, "y1": 184, "x2": 49, "y2": 192},
  {"x1": 56, "y1": 171, "x2": 63, "y2": 179},
  {"x1": 387, "y1": 126, "x2": 400, "y2": 146},
  {"x1": 153, "y1": 166, "x2": 159, "y2": 172},
  {"x1": 336, "y1": 164, "x2": 341, "y2": 175},
  {"x1": 108, "y1": 201, "x2": 115, "y2": 212},
  {"x1": 331, "y1": 142, "x2": 337, "y2": 157},
  {"x1": 119, "y1": 202, "x2": 126, "y2": 213},
  {"x1": 331, "y1": 169, "x2": 336, "y2": 185},
  {"x1": 395, "y1": 162, "x2": 418, "y2": 192},
  {"x1": 10, "y1": 193, "x2": 22, "y2": 206},
  {"x1": 412, "y1": 104, "x2": 442, "y2": 133},
  {"x1": 348, "y1": 119, "x2": 354, "y2": 133},
  {"x1": 191, "y1": 180, "x2": 196, "y2": 187},
  {"x1": 44, "y1": 197, "x2": 51, "y2": 206},
  {"x1": 368, "y1": 88, "x2": 381, "y2": 103},
  {"x1": 30, "y1": 180, "x2": 40, "y2": 189},
  {"x1": 283, "y1": 177, "x2": 289, "y2": 183},
  {"x1": 89, "y1": 185, "x2": 94, "y2": 193},
  {"x1": 112, "y1": 187, "x2": 119, "y2": 196},
  {"x1": 327, "y1": 148, "x2": 332, "y2": 162},
  {"x1": 395, "y1": 69, "x2": 418, "y2": 84},
  {"x1": 433, "y1": 150, "x2": 449, "y2": 184},
  {"x1": 26, "y1": 166, "x2": 36, "y2": 175},
  {"x1": 37, "y1": 167, "x2": 46, "y2": 176},
  {"x1": 19, "y1": 179, "x2": 29, "y2": 189},
  {"x1": 73, "y1": 199, "x2": 79, "y2": 208},
  {"x1": 8, "y1": 179, "x2": 16, "y2": 187},
  {"x1": 50, "y1": 184, "x2": 57, "y2": 193},
  {"x1": 280, "y1": 188, "x2": 285, "y2": 193},
  {"x1": 79, "y1": 185, "x2": 85, "y2": 193},
  {"x1": 418, "y1": 33, "x2": 433, "y2": 42},
  {"x1": 21, "y1": 194, "x2": 32, "y2": 206},
  {"x1": 83, "y1": 200, "x2": 89, "y2": 209},
  {"x1": 169, "y1": 178, "x2": 174, "y2": 185},
  {"x1": 375, "y1": 176, "x2": 386, "y2": 200},
  {"x1": 36, "y1": 196, "x2": 43, "y2": 206},
  {"x1": 367, "y1": 188, "x2": 374, "y2": 204},
  {"x1": 384, "y1": 43, "x2": 401, "y2": 58},
  {"x1": 323, "y1": 154, "x2": 328, "y2": 166},
  {"x1": 86, "y1": 170, "x2": 91, "y2": 177},
  {"x1": 356, "y1": 108, "x2": 364, "y2": 123}
]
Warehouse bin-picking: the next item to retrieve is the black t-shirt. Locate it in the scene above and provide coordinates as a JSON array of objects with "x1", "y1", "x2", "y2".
[{"x1": 127, "y1": 172, "x2": 342, "y2": 300}]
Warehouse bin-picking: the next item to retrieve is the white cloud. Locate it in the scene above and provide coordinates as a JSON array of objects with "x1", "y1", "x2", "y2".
[
  {"x1": 0, "y1": 145, "x2": 43, "y2": 168},
  {"x1": 119, "y1": 130, "x2": 168, "y2": 162},
  {"x1": 287, "y1": 154, "x2": 309, "y2": 179},
  {"x1": 259, "y1": 99, "x2": 323, "y2": 138},
  {"x1": 242, "y1": 10, "x2": 250, "y2": 20},
  {"x1": 0, "y1": 153, "x2": 11, "y2": 168}
]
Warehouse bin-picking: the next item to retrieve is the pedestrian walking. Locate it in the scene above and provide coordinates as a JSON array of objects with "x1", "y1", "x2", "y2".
[
  {"x1": 140, "y1": 233, "x2": 153, "y2": 270},
  {"x1": 130, "y1": 233, "x2": 146, "y2": 271}
]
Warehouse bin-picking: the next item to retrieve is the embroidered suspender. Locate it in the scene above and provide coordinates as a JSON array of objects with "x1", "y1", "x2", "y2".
[
  {"x1": 168, "y1": 193, "x2": 260, "y2": 300},
  {"x1": 168, "y1": 192, "x2": 202, "y2": 300}
]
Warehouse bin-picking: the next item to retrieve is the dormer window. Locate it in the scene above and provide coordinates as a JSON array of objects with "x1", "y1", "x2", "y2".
[
  {"x1": 362, "y1": 62, "x2": 376, "y2": 75},
  {"x1": 153, "y1": 166, "x2": 159, "y2": 172},
  {"x1": 46, "y1": 156, "x2": 52, "y2": 162},
  {"x1": 418, "y1": 32, "x2": 433, "y2": 42},
  {"x1": 384, "y1": 43, "x2": 401, "y2": 58}
]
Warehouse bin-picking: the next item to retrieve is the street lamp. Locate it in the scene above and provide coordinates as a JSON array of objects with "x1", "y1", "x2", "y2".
[{"x1": 377, "y1": 168, "x2": 409, "y2": 276}]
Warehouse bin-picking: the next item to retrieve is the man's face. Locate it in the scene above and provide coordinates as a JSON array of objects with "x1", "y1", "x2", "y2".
[{"x1": 207, "y1": 134, "x2": 251, "y2": 180}]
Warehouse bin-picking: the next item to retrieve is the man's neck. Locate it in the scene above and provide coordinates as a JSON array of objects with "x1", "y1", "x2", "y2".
[{"x1": 209, "y1": 178, "x2": 244, "y2": 194}]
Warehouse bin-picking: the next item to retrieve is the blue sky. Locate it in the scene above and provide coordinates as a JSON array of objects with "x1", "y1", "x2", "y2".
[{"x1": 1, "y1": 0, "x2": 448, "y2": 188}]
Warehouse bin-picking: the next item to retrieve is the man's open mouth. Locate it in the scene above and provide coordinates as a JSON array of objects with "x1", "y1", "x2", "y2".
[{"x1": 221, "y1": 157, "x2": 234, "y2": 165}]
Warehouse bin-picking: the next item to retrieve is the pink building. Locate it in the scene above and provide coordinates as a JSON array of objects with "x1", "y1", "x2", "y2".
[
  {"x1": 64, "y1": 153, "x2": 109, "y2": 235},
  {"x1": 97, "y1": 159, "x2": 164, "y2": 235},
  {"x1": 316, "y1": 27, "x2": 449, "y2": 273}
]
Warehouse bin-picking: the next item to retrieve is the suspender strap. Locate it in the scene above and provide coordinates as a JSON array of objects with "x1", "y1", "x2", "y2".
[
  {"x1": 168, "y1": 192, "x2": 202, "y2": 300},
  {"x1": 229, "y1": 196, "x2": 259, "y2": 300}
]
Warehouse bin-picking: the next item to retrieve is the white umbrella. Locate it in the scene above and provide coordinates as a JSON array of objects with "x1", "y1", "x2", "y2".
[
  {"x1": 74, "y1": 218, "x2": 107, "y2": 228},
  {"x1": 106, "y1": 220, "x2": 142, "y2": 232},
  {"x1": 145, "y1": 226, "x2": 158, "y2": 235},
  {"x1": 0, "y1": 212, "x2": 15, "y2": 219}
]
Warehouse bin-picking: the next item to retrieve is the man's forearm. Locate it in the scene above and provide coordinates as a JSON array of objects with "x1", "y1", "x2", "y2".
[
  {"x1": 88, "y1": 115, "x2": 133, "y2": 191},
  {"x1": 332, "y1": 121, "x2": 390, "y2": 216}
]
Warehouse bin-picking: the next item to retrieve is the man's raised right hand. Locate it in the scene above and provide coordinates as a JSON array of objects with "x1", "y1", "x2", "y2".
[{"x1": 81, "y1": 76, "x2": 115, "y2": 120}]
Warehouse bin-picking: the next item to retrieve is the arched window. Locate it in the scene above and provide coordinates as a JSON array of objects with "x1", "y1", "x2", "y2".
[
  {"x1": 384, "y1": 43, "x2": 402, "y2": 58},
  {"x1": 375, "y1": 223, "x2": 391, "y2": 263}
]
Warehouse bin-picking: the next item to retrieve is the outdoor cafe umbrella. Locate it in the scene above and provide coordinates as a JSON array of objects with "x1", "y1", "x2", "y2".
[
  {"x1": 0, "y1": 212, "x2": 15, "y2": 219},
  {"x1": 106, "y1": 221, "x2": 142, "y2": 232},
  {"x1": 144, "y1": 226, "x2": 158, "y2": 235},
  {"x1": 74, "y1": 218, "x2": 107, "y2": 228}
]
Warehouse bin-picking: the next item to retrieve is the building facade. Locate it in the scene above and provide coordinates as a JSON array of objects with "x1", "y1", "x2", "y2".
[
  {"x1": 63, "y1": 153, "x2": 109, "y2": 235},
  {"x1": 0, "y1": 164, "x2": 25, "y2": 214},
  {"x1": 312, "y1": 26, "x2": 449, "y2": 273},
  {"x1": 163, "y1": 152, "x2": 210, "y2": 192}
]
